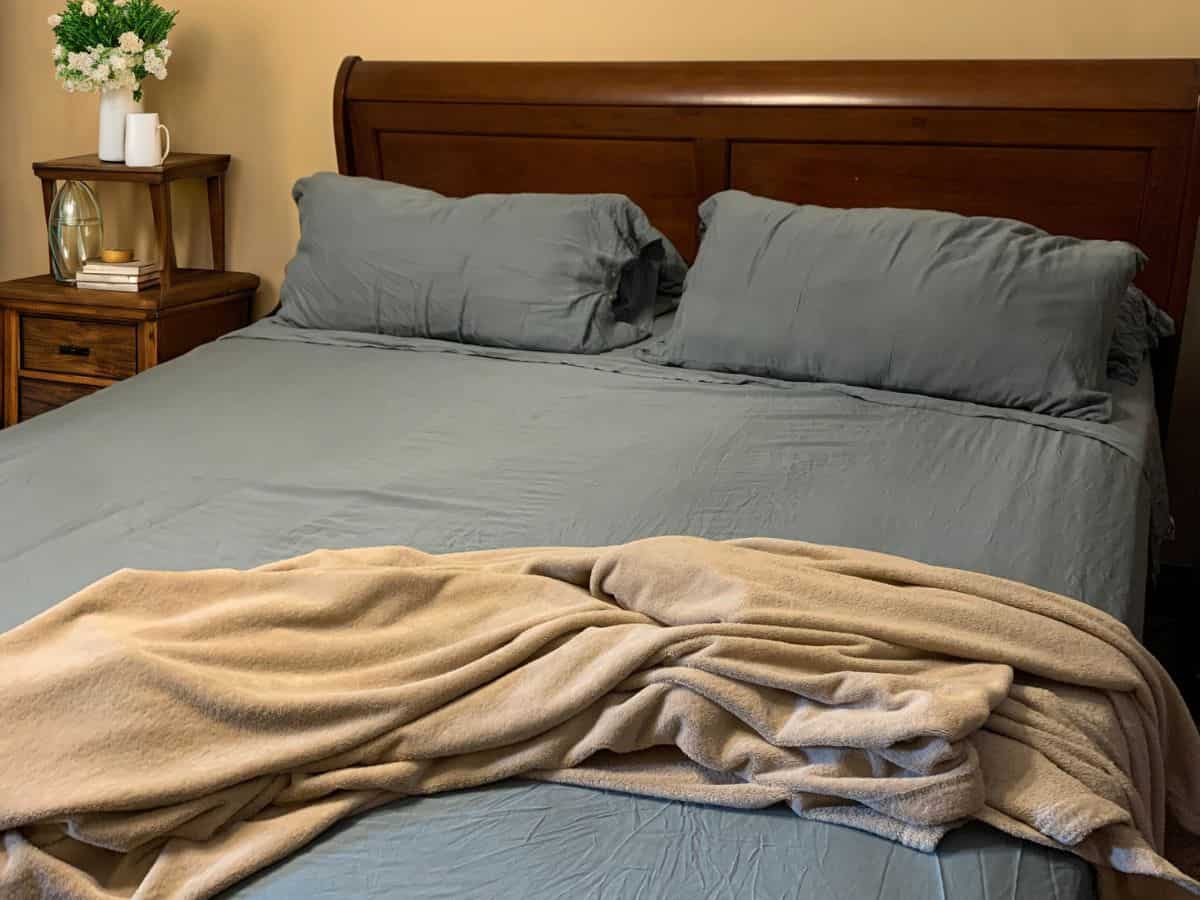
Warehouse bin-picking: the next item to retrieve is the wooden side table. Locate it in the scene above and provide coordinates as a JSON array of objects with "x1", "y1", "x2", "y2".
[
  {"x1": 34, "y1": 152, "x2": 235, "y2": 291},
  {"x1": 0, "y1": 153, "x2": 259, "y2": 426}
]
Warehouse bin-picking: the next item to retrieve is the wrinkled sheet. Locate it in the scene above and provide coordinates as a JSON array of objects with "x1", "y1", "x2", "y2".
[
  {"x1": 237, "y1": 781, "x2": 1098, "y2": 900},
  {"x1": 0, "y1": 318, "x2": 1167, "y2": 900}
]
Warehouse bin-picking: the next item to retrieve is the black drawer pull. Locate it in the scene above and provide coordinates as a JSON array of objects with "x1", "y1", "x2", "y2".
[{"x1": 58, "y1": 344, "x2": 92, "y2": 358}]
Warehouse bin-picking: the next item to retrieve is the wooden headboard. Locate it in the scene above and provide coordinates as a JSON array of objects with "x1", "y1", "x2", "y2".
[{"x1": 333, "y1": 58, "x2": 1200, "y2": 414}]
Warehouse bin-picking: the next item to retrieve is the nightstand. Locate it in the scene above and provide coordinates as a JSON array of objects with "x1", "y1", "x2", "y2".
[
  {"x1": 0, "y1": 271, "x2": 257, "y2": 425},
  {"x1": 0, "y1": 153, "x2": 259, "y2": 426}
]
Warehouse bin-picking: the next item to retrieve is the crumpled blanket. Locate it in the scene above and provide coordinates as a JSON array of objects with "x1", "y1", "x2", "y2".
[{"x1": 1, "y1": 536, "x2": 1197, "y2": 899}]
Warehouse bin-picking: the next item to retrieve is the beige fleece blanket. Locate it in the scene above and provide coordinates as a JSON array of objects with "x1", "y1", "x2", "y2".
[{"x1": 1, "y1": 536, "x2": 1198, "y2": 899}]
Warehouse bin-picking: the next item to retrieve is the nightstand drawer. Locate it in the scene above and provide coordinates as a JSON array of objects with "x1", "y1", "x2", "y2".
[
  {"x1": 19, "y1": 377, "x2": 103, "y2": 422},
  {"x1": 22, "y1": 316, "x2": 137, "y2": 379}
]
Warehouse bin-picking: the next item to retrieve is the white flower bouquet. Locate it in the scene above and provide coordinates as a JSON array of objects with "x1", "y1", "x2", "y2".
[{"x1": 50, "y1": 0, "x2": 177, "y2": 102}]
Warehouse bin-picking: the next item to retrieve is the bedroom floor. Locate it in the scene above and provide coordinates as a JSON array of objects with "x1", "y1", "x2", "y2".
[{"x1": 1147, "y1": 564, "x2": 1200, "y2": 720}]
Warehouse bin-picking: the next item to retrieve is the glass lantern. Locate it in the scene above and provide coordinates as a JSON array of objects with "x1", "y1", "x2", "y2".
[{"x1": 48, "y1": 180, "x2": 104, "y2": 284}]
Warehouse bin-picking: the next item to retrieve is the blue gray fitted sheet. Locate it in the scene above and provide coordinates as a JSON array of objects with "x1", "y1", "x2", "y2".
[{"x1": 0, "y1": 316, "x2": 1167, "y2": 900}]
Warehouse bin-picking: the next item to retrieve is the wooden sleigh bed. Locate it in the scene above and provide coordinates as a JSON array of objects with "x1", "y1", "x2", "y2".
[{"x1": 1, "y1": 58, "x2": 1198, "y2": 900}]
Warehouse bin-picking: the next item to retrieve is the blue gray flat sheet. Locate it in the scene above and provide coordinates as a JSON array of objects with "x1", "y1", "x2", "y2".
[{"x1": 0, "y1": 316, "x2": 1167, "y2": 900}]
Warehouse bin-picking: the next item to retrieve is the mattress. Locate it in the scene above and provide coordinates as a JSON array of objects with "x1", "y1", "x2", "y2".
[{"x1": 0, "y1": 318, "x2": 1167, "y2": 900}]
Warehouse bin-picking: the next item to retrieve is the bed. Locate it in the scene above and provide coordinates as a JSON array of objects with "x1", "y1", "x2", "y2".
[{"x1": 1, "y1": 58, "x2": 1197, "y2": 900}]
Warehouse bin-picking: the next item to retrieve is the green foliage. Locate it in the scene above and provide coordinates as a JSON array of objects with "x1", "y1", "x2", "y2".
[
  {"x1": 120, "y1": 0, "x2": 177, "y2": 44},
  {"x1": 52, "y1": 0, "x2": 177, "y2": 54},
  {"x1": 51, "y1": 0, "x2": 177, "y2": 100}
]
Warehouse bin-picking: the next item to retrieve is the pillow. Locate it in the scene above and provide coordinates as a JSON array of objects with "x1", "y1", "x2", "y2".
[
  {"x1": 1108, "y1": 286, "x2": 1174, "y2": 385},
  {"x1": 278, "y1": 173, "x2": 688, "y2": 353},
  {"x1": 642, "y1": 190, "x2": 1145, "y2": 419}
]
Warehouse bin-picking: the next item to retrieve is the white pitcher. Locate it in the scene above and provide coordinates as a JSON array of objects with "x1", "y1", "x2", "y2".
[{"x1": 124, "y1": 113, "x2": 171, "y2": 168}]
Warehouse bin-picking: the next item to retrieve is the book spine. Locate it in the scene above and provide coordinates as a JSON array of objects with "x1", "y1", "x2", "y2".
[
  {"x1": 76, "y1": 281, "x2": 159, "y2": 292},
  {"x1": 81, "y1": 266, "x2": 158, "y2": 276}
]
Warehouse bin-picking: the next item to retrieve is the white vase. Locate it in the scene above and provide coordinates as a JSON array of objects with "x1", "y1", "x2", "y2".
[{"x1": 98, "y1": 89, "x2": 144, "y2": 162}]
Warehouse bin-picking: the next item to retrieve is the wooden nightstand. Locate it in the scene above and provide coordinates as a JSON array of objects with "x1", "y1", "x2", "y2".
[
  {"x1": 0, "y1": 271, "x2": 257, "y2": 425},
  {"x1": 0, "y1": 153, "x2": 259, "y2": 426}
]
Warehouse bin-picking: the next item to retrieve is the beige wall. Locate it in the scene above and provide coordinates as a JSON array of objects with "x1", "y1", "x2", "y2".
[{"x1": 1, "y1": 0, "x2": 1199, "y2": 558}]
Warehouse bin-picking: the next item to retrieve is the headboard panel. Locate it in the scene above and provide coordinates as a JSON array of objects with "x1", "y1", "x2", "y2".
[
  {"x1": 334, "y1": 58, "x2": 1200, "y2": 411},
  {"x1": 729, "y1": 142, "x2": 1145, "y2": 241},
  {"x1": 372, "y1": 130, "x2": 702, "y2": 258}
]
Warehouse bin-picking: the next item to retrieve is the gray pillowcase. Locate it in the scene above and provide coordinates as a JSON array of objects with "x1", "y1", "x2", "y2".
[
  {"x1": 642, "y1": 190, "x2": 1145, "y2": 420},
  {"x1": 278, "y1": 174, "x2": 688, "y2": 353},
  {"x1": 1108, "y1": 286, "x2": 1174, "y2": 385}
]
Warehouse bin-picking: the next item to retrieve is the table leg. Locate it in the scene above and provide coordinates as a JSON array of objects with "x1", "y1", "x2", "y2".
[
  {"x1": 41, "y1": 179, "x2": 56, "y2": 275},
  {"x1": 3, "y1": 309, "x2": 19, "y2": 427},
  {"x1": 148, "y1": 182, "x2": 176, "y2": 290},
  {"x1": 206, "y1": 174, "x2": 226, "y2": 272}
]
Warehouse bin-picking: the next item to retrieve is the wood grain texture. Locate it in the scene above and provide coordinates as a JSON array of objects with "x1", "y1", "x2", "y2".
[
  {"x1": 0, "y1": 277, "x2": 257, "y2": 425},
  {"x1": 333, "y1": 56, "x2": 361, "y2": 176},
  {"x1": 206, "y1": 174, "x2": 227, "y2": 272},
  {"x1": 730, "y1": 143, "x2": 1146, "y2": 237},
  {"x1": 347, "y1": 102, "x2": 1191, "y2": 146},
  {"x1": 16, "y1": 369, "x2": 113, "y2": 389},
  {"x1": 2, "y1": 309, "x2": 17, "y2": 427},
  {"x1": 375, "y1": 132, "x2": 699, "y2": 259},
  {"x1": 343, "y1": 59, "x2": 1200, "y2": 110},
  {"x1": 40, "y1": 179, "x2": 56, "y2": 274},
  {"x1": 21, "y1": 316, "x2": 137, "y2": 380},
  {"x1": 156, "y1": 296, "x2": 251, "y2": 364},
  {"x1": 149, "y1": 183, "x2": 176, "y2": 289},
  {"x1": 32, "y1": 153, "x2": 231, "y2": 185},
  {"x1": 18, "y1": 378, "x2": 102, "y2": 422},
  {"x1": 138, "y1": 321, "x2": 158, "y2": 370},
  {"x1": 0, "y1": 271, "x2": 260, "y2": 314}
]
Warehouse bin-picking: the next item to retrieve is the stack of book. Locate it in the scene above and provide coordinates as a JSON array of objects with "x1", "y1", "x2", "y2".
[{"x1": 76, "y1": 260, "x2": 161, "y2": 293}]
